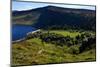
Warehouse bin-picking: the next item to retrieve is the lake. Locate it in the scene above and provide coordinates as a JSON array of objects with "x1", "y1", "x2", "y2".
[{"x1": 12, "y1": 25, "x2": 36, "y2": 41}]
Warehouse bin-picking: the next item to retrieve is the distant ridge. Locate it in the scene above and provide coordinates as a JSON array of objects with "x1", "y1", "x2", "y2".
[
  {"x1": 13, "y1": 5, "x2": 95, "y2": 15},
  {"x1": 12, "y1": 5, "x2": 96, "y2": 30}
]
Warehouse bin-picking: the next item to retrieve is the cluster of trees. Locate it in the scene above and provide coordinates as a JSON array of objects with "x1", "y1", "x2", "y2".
[
  {"x1": 40, "y1": 33, "x2": 73, "y2": 46},
  {"x1": 39, "y1": 32, "x2": 95, "y2": 53},
  {"x1": 26, "y1": 31, "x2": 96, "y2": 54},
  {"x1": 43, "y1": 25, "x2": 79, "y2": 30},
  {"x1": 26, "y1": 31, "x2": 42, "y2": 39}
]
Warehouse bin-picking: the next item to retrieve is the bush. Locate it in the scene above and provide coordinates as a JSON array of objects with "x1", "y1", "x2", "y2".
[
  {"x1": 79, "y1": 36, "x2": 96, "y2": 53},
  {"x1": 67, "y1": 45, "x2": 80, "y2": 54}
]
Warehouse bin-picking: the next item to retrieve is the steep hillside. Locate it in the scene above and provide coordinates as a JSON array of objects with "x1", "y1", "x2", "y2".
[
  {"x1": 12, "y1": 5, "x2": 96, "y2": 30},
  {"x1": 33, "y1": 6, "x2": 96, "y2": 30},
  {"x1": 12, "y1": 8, "x2": 42, "y2": 25}
]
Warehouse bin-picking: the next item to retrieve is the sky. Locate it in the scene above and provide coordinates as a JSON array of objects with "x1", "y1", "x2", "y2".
[{"x1": 12, "y1": 1, "x2": 96, "y2": 11}]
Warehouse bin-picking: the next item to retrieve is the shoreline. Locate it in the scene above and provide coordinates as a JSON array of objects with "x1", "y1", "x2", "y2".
[
  {"x1": 12, "y1": 38, "x2": 26, "y2": 43},
  {"x1": 12, "y1": 29, "x2": 41, "y2": 43}
]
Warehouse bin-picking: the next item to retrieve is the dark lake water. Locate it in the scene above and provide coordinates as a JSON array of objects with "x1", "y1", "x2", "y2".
[{"x1": 12, "y1": 25, "x2": 36, "y2": 41}]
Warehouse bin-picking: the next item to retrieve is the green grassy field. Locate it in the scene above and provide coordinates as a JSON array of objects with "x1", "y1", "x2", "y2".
[
  {"x1": 49, "y1": 30, "x2": 80, "y2": 37},
  {"x1": 12, "y1": 30, "x2": 96, "y2": 66},
  {"x1": 12, "y1": 38, "x2": 96, "y2": 66}
]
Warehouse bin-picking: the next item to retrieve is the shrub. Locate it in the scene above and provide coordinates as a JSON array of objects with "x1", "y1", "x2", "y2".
[
  {"x1": 67, "y1": 45, "x2": 80, "y2": 54},
  {"x1": 79, "y1": 36, "x2": 96, "y2": 53}
]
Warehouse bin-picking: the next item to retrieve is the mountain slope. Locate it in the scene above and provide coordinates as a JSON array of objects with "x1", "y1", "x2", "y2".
[{"x1": 12, "y1": 5, "x2": 96, "y2": 30}]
